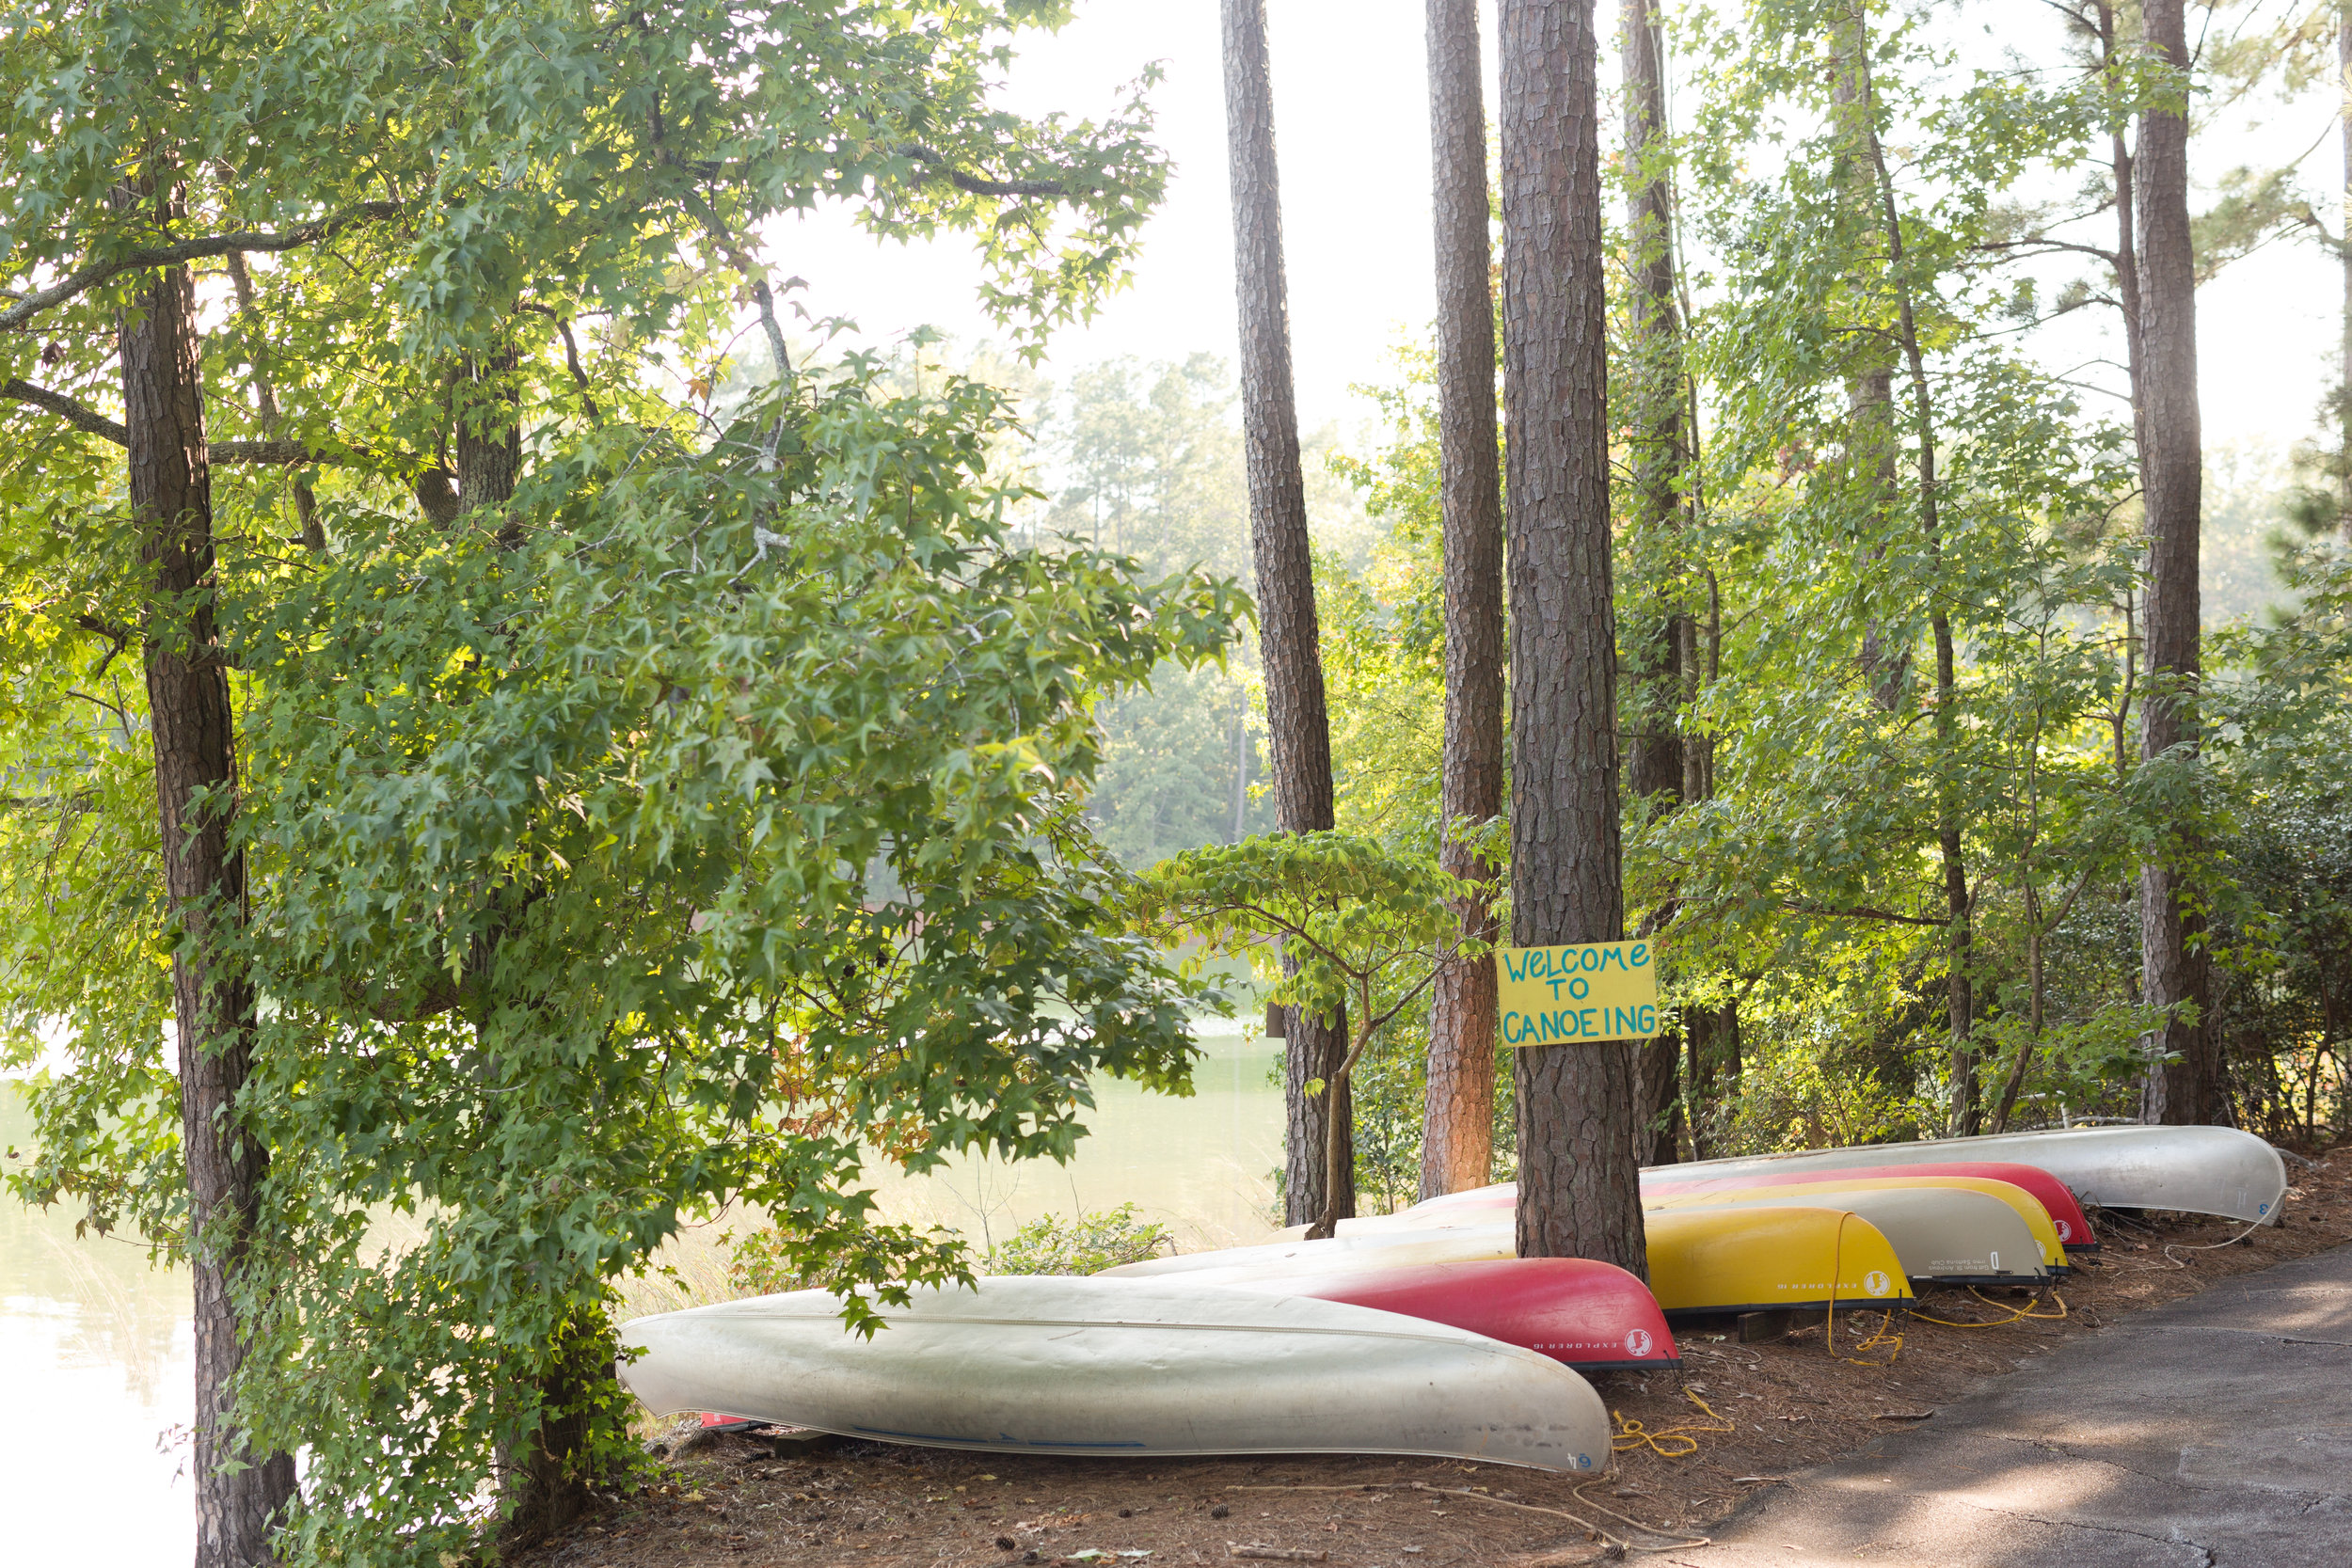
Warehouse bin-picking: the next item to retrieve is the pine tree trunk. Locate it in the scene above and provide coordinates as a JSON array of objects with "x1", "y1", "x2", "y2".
[
  {"x1": 2133, "y1": 0, "x2": 2216, "y2": 1126},
  {"x1": 118, "y1": 190, "x2": 298, "y2": 1568},
  {"x1": 2341, "y1": 5, "x2": 2351, "y2": 540},
  {"x1": 1419, "y1": 0, "x2": 1505, "y2": 1201},
  {"x1": 1498, "y1": 0, "x2": 1645, "y2": 1276},
  {"x1": 1221, "y1": 0, "x2": 1350, "y2": 1225}
]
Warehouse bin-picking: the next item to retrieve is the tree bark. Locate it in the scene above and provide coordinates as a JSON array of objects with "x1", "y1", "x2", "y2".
[
  {"x1": 498, "y1": 1307, "x2": 616, "y2": 1548},
  {"x1": 457, "y1": 346, "x2": 523, "y2": 537},
  {"x1": 1684, "y1": 1000, "x2": 1740, "y2": 1160},
  {"x1": 117, "y1": 190, "x2": 298, "y2": 1568},
  {"x1": 2133, "y1": 0, "x2": 2216, "y2": 1126},
  {"x1": 1221, "y1": 0, "x2": 1350, "y2": 1225},
  {"x1": 1499, "y1": 0, "x2": 1645, "y2": 1276},
  {"x1": 1419, "y1": 0, "x2": 1505, "y2": 1202}
]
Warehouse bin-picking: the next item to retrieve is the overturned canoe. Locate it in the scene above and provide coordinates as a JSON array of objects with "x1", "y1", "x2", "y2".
[
  {"x1": 1648, "y1": 1184, "x2": 2051, "y2": 1284},
  {"x1": 1645, "y1": 1161, "x2": 2097, "y2": 1251},
  {"x1": 618, "y1": 1275, "x2": 1612, "y2": 1473},
  {"x1": 1104, "y1": 1226, "x2": 1517, "y2": 1280},
  {"x1": 1646, "y1": 1176, "x2": 2069, "y2": 1271},
  {"x1": 1651, "y1": 1126, "x2": 2286, "y2": 1226},
  {"x1": 1174, "y1": 1258, "x2": 1676, "y2": 1372},
  {"x1": 1644, "y1": 1205, "x2": 1913, "y2": 1317},
  {"x1": 1112, "y1": 1212, "x2": 1913, "y2": 1322}
]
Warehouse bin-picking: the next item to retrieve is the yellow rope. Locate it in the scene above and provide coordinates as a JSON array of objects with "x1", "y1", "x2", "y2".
[
  {"x1": 1612, "y1": 1387, "x2": 1736, "y2": 1458},
  {"x1": 1822, "y1": 1212, "x2": 1901, "y2": 1365},
  {"x1": 1839, "y1": 1308, "x2": 1905, "y2": 1367},
  {"x1": 1911, "y1": 1288, "x2": 2069, "y2": 1328}
]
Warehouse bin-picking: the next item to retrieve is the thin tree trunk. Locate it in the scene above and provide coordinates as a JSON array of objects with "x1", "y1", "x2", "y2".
[
  {"x1": 1848, "y1": 367, "x2": 1908, "y2": 709},
  {"x1": 1499, "y1": 0, "x2": 1645, "y2": 1275},
  {"x1": 1419, "y1": 0, "x2": 1505, "y2": 1201},
  {"x1": 1621, "y1": 0, "x2": 1688, "y2": 810},
  {"x1": 1222, "y1": 0, "x2": 1350, "y2": 1226},
  {"x1": 1621, "y1": 0, "x2": 1688, "y2": 1167},
  {"x1": 1848, "y1": 13, "x2": 1978, "y2": 1137},
  {"x1": 498, "y1": 1307, "x2": 615, "y2": 1548},
  {"x1": 1684, "y1": 1001, "x2": 1739, "y2": 1160},
  {"x1": 2340, "y1": 3, "x2": 2350, "y2": 539},
  {"x1": 222, "y1": 252, "x2": 322, "y2": 553},
  {"x1": 457, "y1": 346, "x2": 523, "y2": 531},
  {"x1": 117, "y1": 182, "x2": 298, "y2": 1568},
  {"x1": 2133, "y1": 0, "x2": 2215, "y2": 1126}
]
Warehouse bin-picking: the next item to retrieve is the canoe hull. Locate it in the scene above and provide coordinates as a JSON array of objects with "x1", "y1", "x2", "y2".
[
  {"x1": 618, "y1": 1275, "x2": 1612, "y2": 1473},
  {"x1": 1645, "y1": 1162, "x2": 2097, "y2": 1250},
  {"x1": 1644, "y1": 1205, "x2": 1914, "y2": 1317},
  {"x1": 1650, "y1": 1127, "x2": 2285, "y2": 1225},
  {"x1": 1117, "y1": 1212, "x2": 1916, "y2": 1321},
  {"x1": 1646, "y1": 1176, "x2": 2067, "y2": 1271},
  {"x1": 1649, "y1": 1186, "x2": 2049, "y2": 1286},
  {"x1": 1200, "y1": 1258, "x2": 1677, "y2": 1371}
]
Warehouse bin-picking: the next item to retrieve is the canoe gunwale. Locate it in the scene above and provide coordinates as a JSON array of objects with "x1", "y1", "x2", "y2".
[{"x1": 1658, "y1": 1301, "x2": 1913, "y2": 1323}]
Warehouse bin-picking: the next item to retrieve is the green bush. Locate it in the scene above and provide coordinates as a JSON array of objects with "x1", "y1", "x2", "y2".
[{"x1": 986, "y1": 1204, "x2": 1174, "y2": 1275}]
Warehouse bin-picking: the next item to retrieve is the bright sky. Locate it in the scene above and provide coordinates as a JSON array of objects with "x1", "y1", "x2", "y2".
[{"x1": 770, "y1": 1, "x2": 2343, "y2": 453}]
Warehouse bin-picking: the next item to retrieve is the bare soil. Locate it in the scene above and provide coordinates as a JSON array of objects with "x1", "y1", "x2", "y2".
[{"x1": 515, "y1": 1148, "x2": 2348, "y2": 1568}]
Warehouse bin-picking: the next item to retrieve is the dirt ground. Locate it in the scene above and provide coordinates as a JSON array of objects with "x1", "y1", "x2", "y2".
[{"x1": 515, "y1": 1147, "x2": 2348, "y2": 1568}]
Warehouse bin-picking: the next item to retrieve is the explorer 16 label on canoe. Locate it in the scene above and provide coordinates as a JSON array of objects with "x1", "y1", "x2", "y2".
[{"x1": 1496, "y1": 942, "x2": 1661, "y2": 1045}]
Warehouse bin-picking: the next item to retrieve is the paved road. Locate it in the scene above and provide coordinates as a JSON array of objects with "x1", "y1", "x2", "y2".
[{"x1": 1672, "y1": 1243, "x2": 2352, "y2": 1567}]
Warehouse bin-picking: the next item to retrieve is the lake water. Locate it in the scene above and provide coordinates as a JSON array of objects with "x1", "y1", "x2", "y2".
[{"x1": 0, "y1": 1023, "x2": 1282, "y2": 1556}]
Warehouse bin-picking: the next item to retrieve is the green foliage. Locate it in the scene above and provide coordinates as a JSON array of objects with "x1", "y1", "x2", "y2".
[
  {"x1": 221, "y1": 365, "x2": 1237, "y2": 1559},
  {"x1": 983, "y1": 1202, "x2": 1173, "y2": 1275},
  {"x1": 0, "y1": 3, "x2": 1240, "y2": 1559},
  {"x1": 1126, "y1": 831, "x2": 1466, "y2": 1230},
  {"x1": 1125, "y1": 832, "x2": 1465, "y2": 1035}
]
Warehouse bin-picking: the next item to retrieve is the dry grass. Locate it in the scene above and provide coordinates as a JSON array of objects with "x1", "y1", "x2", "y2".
[{"x1": 514, "y1": 1148, "x2": 2349, "y2": 1568}]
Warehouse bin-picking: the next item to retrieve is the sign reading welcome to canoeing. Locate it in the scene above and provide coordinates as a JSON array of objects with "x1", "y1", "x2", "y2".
[{"x1": 1496, "y1": 941, "x2": 1661, "y2": 1045}]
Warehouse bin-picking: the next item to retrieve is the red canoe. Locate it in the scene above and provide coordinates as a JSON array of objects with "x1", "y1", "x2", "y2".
[
  {"x1": 1643, "y1": 1161, "x2": 2098, "y2": 1250},
  {"x1": 1223, "y1": 1257, "x2": 1677, "y2": 1372}
]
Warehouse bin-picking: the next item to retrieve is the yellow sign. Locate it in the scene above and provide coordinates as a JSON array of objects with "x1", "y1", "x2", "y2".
[{"x1": 1496, "y1": 941, "x2": 1661, "y2": 1046}]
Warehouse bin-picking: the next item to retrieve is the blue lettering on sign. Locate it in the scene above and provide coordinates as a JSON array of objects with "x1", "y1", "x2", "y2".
[
  {"x1": 1502, "y1": 1001, "x2": 1662, "y2": 1044},
  {"x1": 1502, "y1": 942, "x2": 1653, "y2": 984}
]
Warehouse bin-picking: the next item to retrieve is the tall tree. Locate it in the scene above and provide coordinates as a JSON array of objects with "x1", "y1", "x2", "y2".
[
  {"x1": 1838, "y1": 3, "x2": 1978, "y2": 1136},
  {"x1": 0, "y1": 7, "x2": 1179, "y2": 1560},
  {"x1": 115, "y1": 174, "x2": 299, "y2": 1568},
  {"x1": 1221, "y1": 0, "x2": 1350, "y2": 1225},
  {"x1": 1621, "y1": 0, "x2": 1690, "y2": 1165},
  {"x1": 1419, "y1": 0, "x2": 1506, "y2": 1200},
  {"x1": 2134, "y1": 0, "x2": 2217, "y2": 1124},
  {"x1": 1499, "y1": 0, "x2": 1645, "y2": 1272}
]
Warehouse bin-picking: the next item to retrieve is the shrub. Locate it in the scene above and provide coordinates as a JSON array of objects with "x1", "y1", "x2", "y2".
[{"x1": 985, "y1": 1204, "x2": 1174, "y2": 1275}]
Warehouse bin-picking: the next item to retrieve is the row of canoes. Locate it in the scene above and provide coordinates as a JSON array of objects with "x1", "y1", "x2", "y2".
[{"x1": 617, "y1": 1124, "x2": 2286, "y2": 1472}]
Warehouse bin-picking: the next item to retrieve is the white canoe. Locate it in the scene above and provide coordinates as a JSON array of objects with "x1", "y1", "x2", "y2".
[
  {"x1": 1411, "y1": 1125, "x2": 2287, "y2": 1227},
  {"x1": 1103, "y1": 1227, "x2": 1516, "y2": 1280},
  {"x1": 617, "y1": 1275, "x2": 1611, "y2": 1473}
]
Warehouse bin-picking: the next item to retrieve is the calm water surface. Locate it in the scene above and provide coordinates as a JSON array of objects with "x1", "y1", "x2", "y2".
[{"x1": 1, "y1": 1023, "x2": 1280, "y2": 1555}]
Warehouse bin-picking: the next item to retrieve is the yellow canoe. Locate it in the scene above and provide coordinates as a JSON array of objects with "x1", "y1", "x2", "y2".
[
  {"x1": 1644, "y1": 1205, "x2": 1913, "y2": 1316},
  {"x1": 1645, "y1": 1175, "x2": 2068, "y2": 1270}
]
